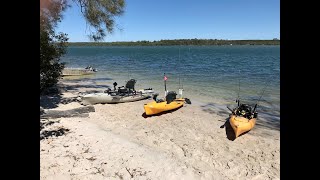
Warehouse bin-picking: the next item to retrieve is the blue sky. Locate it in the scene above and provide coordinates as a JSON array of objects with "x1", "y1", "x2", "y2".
[{"x1": 56, "y1": 0, "x2": 280, "y2": 42}]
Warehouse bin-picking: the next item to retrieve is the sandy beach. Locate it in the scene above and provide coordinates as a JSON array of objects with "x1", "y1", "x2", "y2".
[{"x1": 40, "y1": 79, "x2": 280, "y2": 180}]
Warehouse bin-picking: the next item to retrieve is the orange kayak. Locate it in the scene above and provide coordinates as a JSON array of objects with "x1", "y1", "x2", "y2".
[
  {"x1": 144, "y1": 98, "x2": 185, "y2": 115},
  {"x1": 229, "y1": 114, "x2": 256, "y2": 138}
]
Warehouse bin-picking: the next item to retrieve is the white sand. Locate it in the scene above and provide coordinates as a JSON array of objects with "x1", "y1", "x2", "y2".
[{"x1": 40, "y1": 80, "x2": 280, "y2": 180}]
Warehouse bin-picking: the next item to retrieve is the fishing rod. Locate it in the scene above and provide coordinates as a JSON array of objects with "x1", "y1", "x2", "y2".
[
  {"x1": 179, "y1": 48, "x2": 184, "y2": 90},
  {"x1": 128, "y1": 58, "x2": 131, "y2": 80},
  {"x1": 227, "y1": 70, "x2": 241, "y2": 113},
  {"x1": 178, "y1": 47, "x2": 182, "y2": 89},
  {"x1": 178, "y1": 74, "x2": 181, "y2": 88},
  {"x1": 253, "y1": 82, "x2": 270, "y2": 113},
  {"x1": 178, "y1": 46, "x2": 185, "y2": 98},
  {"x1": 236, "y1": 70, "x2": 241, "y2": 107}
]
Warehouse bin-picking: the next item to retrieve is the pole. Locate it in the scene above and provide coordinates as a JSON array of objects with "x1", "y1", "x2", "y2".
[
  {"x1": 237, "y1": 70, "x2": 240, "y2": 107},
  {"x1": 164, "y1": 73, "x2": 167, "y2": 92},
  {"x1": 253, "y1": 82, "x2": 269, "y2": 112},
  {"x1": 164, "y1": 73, "x2": 167, "y2": 97}
]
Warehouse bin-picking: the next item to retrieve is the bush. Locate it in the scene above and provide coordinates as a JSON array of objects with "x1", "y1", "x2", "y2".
[{"x1": 40, "y1": 26, "x2": 68, "y2": 93}]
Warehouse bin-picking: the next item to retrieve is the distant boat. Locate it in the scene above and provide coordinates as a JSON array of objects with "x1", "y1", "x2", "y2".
[{"x1": 62, "y1": 66, "x2": 97, "y2": 76}]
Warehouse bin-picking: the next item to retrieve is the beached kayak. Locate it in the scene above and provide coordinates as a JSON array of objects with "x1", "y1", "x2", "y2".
[
  {"x1": 144, "y1": 98, "x2": 185, "y2": 115},
  {"x1": 227, "y1": 102, "x2": 258, "y2": 138},
  {"x1": 229, "y1": 115, "x2": 256, "y2": 138},
  {"x1": 81, "y1": 93, "x2": 150, "y2": 105}
]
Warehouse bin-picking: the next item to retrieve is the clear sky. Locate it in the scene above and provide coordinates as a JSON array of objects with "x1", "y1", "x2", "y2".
[{"x1": 56, "y1": 0, "x2": 280, "y2": 42}]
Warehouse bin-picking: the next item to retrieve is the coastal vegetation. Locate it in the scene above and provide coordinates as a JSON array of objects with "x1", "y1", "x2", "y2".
[
  {"x1": 67, "y1": 39, "x2": 280, "y2": 46},
  {"x1": 40, "y1": 0, "x2": 69, "y2": 92},
  {"x1": 40, "y1": 0, "x2": 125, "y2": 93}
]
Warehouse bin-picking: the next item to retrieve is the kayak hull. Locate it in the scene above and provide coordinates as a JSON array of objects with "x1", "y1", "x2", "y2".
[
  {"x1": 144, "y1": 98, "x2": 185, "y2": 115},
  {"x1": 229, "y1": 115, "x2": 256, "y2": 138},
  {"x1": 81, "y1": 93, "x2": 150, "y2": 105}
]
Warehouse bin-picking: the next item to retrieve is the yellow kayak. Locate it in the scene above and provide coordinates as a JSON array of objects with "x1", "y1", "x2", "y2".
[
  {"x1": 229, "y1": 114, "x2": 256, "y2": 138},
  {"x1": 144, "y1": 98, "x2": 185, "y2": 116}
]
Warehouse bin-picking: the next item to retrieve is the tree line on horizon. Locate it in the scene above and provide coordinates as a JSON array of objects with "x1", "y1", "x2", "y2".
[{"x1": 68, "y1": 39, "x2": 280, "y2": 46}]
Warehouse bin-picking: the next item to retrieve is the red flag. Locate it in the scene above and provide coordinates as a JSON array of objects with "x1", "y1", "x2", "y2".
[{"x1": 164, "y1": 75, "x2": 168, "y2": 81}]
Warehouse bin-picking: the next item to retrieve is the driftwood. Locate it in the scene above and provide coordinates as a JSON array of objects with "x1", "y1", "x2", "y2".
[{"x1": 40, "y1": 106, "x2": 95, "y2": 119}]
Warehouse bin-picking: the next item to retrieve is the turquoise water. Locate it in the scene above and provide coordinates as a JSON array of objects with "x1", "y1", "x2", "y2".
[{"x1": 61, "y1": 45, "x2": 280, "y2": 123}]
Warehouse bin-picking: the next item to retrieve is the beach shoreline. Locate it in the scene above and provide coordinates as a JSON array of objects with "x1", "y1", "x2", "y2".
[{"x1": 40, "y1": 79, "x2": 280, "y2": 179}]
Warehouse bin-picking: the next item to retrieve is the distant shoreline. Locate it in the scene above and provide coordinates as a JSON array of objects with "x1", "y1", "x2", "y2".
[{"x1": 67, "y1": 39, "x2": 280, "y2": 46}]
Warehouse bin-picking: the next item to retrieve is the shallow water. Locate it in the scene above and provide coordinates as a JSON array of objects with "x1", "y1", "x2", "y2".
[{"x1": 61, "y1": 45, "x2": 280, "y2": 127}]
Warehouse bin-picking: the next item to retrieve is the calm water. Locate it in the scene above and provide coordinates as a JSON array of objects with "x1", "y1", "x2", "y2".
[{"x1": 61, "y1": 45, "x2": 280, "y2": 123}]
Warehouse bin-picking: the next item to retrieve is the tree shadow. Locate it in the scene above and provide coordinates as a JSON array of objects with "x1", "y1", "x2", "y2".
[
  {"x1": 40, "y1": 128, "x2": 70, "y2": 140},
  {"x1": 65, "y1": 84, "x2": 111, "y2": 91},
  {"x1": 40, "y1": 94, "x2": 81, "y2": 109},
  {"x1": 40, "y1": 119, "x2": 70, "y2": 140},
  {"x1": 40, "y1": 119, "x2": 56, "y2": 131},
  {"x1": 62, "y1": 77, "x2": 113, "y2": 82},
  {"x1": 255, "y1": 116, "x2": 280, "y2": 131},
  {"x1": 40, "y1": 79, "x2": 112, "y2": 109},
  {"x1": 201, "y1": 103, "x2": 231, "y2": 117},
  {"x1": 61, "y1": 77, "x2": 113, "y2": 92},
  {"x1": 40, "y1": 94, "x2": 63, "y2": 109},
  {"x1": 142, "y1": 106, "x2": 183, "y2": 118}
]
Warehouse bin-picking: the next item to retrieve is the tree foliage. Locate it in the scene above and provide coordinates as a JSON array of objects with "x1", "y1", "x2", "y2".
[
  {"x1": 40, "y1": 0, "x2": 125, "y2": 41},
  {"x1": 75, "y1": 0, "x2": 125, "y2": 41},
  {"x1": 40, "y1": 0, "x2": 125, "y2": 93},
  {"x1": 40, "y1": 0, "x2": 69, "y2": 93},
  {"x1": 40, "y1": 25, "x2": 68, "y2": 93}
]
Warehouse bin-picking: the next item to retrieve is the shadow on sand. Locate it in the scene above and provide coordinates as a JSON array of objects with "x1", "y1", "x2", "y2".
[
  {"x1": 40, "y1": 119, "x2": 70, "y2": 140},
  {"x1": 40, "y1": 79, "x2": 112, "y2": 109},
  {"x1": 40, "y1": 93, "x2": 83, "y2": 109},
  {"x1": 201, "y1": 103, "x2": 231, "y2": 117},
  {"x1": 61, "y1": 77, "x2": 113, "y2": 92},
  {"x1": 40, "y1": 93, "x2": 63, "y2": 109},
  {"x1": 62, "y1": 77, "x2": 113, "y2": 82},
  {"x1": 40, "y1": 127, "x2": 70, "y2": 140},
  {"x1": 65, "y1": 84, "x2": 111, "y2": 91},
  {"x1": 142, "y1": 106, "x2": 183, "y2": 118}
]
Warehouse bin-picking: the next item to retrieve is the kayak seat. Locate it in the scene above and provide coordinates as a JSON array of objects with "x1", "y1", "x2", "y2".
[
  {"x1": 126, "y1": 79, "x2": 136, "y2": 91},
  {"x1": 236, "y1": 104, "x2": 253, "y2": 119},
  {"x1": 166, "y1": 91, "x2": 177, "y2": 104},
  {"x1": 104, "y1": 88, "x2": 118, "y2": 95},
  {"x1": 118, "y1": 87, "x2": 128, "y2": 93},
  {"x1": 152, "y1": 93, "x2": 164, "y2": 103}
]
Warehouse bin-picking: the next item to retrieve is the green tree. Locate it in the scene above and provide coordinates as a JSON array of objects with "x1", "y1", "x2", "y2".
[
  {"x1": 40, "y1": 25, "x2": 68, "y2": 93},
  {"x1": 40, "y1": 0, "x2": 125, "y2": 93}
]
